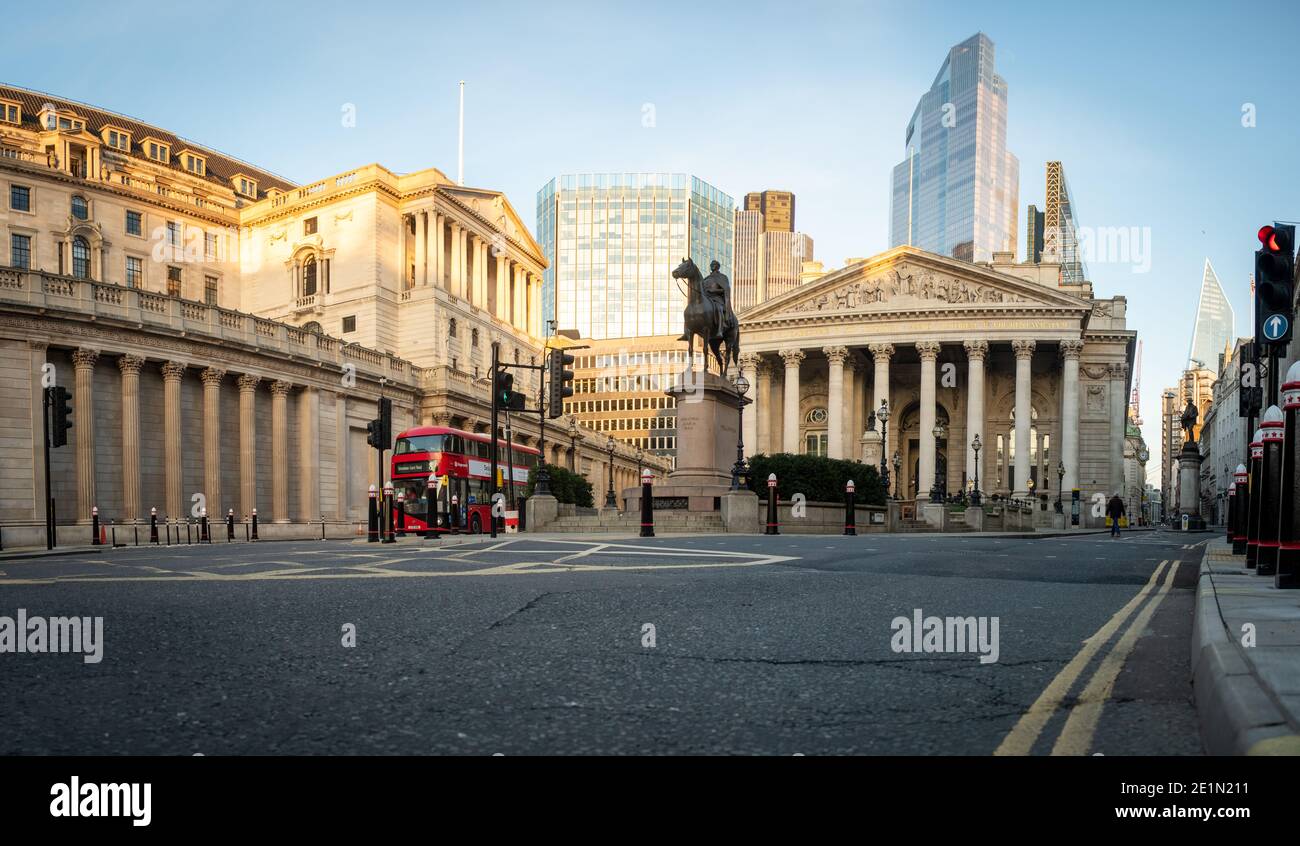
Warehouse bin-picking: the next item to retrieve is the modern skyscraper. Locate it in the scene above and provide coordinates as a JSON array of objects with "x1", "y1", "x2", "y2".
[
  {"x1": 1025, "y1": 204, "x2": 1044, "y2": 263},
  {"x1": 744, "y1": 189, "x2": 795, "y2": 232},
  {"x1": 536, "y1": 173, "x2": 734, "y2": 340},
  {"x1": 889, "y1": 33, "x2": 1019, "y2": 263},
  {"x1": 1188, "y1": 258, "x2": 1234, "y2": 369},
  {"x1": 1043, "y1": 161, "x2": 1087, "y2": 284},
  {"x1": 732, "y1": 207, "x2": 814, "y2": 312}
]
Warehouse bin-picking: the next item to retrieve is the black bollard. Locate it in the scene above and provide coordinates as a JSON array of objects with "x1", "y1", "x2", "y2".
[
  {"x1": 765, "y1": 473, "x2": 780, "y2": 536},
  {"x1": 1258, "y1": 407, "x2": 1285, "y2": 576},
  {"x1": 450, "y1": 495, "x2": 460, "y2": 536},
  {"x1": 396, "y1": 493, "x2": 407, "y2": 537},
  {"x1": 251, "y1": 507, "x2": 259, "y2": 541},
  {"x1": 639, "y1": 470, "x2": 655, "y2": 538},
  {"x1": 1246, "y1": 429, "x2": 1264, "y2": 569},
  {"x1": 844, "y1": 479, "x2": 857, "y2": 536},
  {"x1": 91, "y1": 505, "x2": 101, "y2": 546},
  {"x1": 1278, "y1": 366, "x2": 1300, "y2": 587},
  {"x1": 1231, "y1": 464, "x2": 1249, "y2": 555},
  {"x1": 367, "y1": 485, "x2": 378, "y2": 543},
  {"x1": 382, "y1": 484, "x2": 396, "y2": 544},
  {"x1": 1226, "y1": 482, "x2": 1237, "y2": 546},
  {"x1": 150, "y1": 507, "x2": 159, "y2": 545},
  {"x1": 200, "y1": 509, "x2": 210, "y2": 544},
  {"x1": 226, "y1": 509, "x2": 235, "y2": 542},
  {"x1": 425, "y1": 476, "x2": 437, "y2": 539}
]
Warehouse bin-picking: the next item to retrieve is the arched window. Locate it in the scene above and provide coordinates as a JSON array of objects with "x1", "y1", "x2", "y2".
[
  {"x1": 302, "y1": 321, "x2": 322, "y2": 334},
  {"x1": 302, "y1": 256, "x2": 317, "y2": 297},
  {"x1": 71, "y1": 236, "x2": 90, "y2": 279},
  {"x1": 71, "y1": 195, "x2": 88, "y2": 221}
]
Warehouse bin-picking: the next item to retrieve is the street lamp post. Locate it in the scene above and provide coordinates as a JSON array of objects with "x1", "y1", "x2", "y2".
[
  {"x1": 605, "y1": 436, "x2": 618, "y2": 509},
  {"x1": 636, "y1": 447, "x2": 645, "y2": 479},
  {"x1": 568, "y1": 417, "x2": 579, "y2": 472},
  {"x1": 1055, "y1": 460, "x2": 1065, "y2": 513},
  {"x1": 892, "y1": 450, "x2": 901, "y2": 500},
  {"x1": 877, "y1": 400, "x2": 891, "y2": 498},
  {"x1": 730, "y1": 372, "x2": 751, "y2": 491},
  {"x1": 930, "y1": 421, "x2": 946, "y2": 504},
  {"x1": 970, "y1": 434, "x2": 982, "y2": 506}
]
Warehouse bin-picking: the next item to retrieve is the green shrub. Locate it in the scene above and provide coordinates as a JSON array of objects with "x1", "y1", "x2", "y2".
[
  {"x1": 745, "y1": 453, "x2": 886, "y2": 505},
  {"x1": 526, "y1": 463, "x2": 594, "y2": 508}
]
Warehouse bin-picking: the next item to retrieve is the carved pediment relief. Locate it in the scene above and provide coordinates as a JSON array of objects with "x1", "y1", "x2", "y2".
[{"x1": 785, "y1": 265, "x2": 1028, "y2": 315}]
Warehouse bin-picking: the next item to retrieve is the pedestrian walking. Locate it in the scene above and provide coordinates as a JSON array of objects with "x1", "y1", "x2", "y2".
[{"x1": 1106, "y1": 494, "x2": 1126, "y2": 538}]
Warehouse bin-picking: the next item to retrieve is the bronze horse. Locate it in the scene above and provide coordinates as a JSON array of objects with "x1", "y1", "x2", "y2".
[{"x1": 672, "y1": 257, "x2": 738, "y2": 376}]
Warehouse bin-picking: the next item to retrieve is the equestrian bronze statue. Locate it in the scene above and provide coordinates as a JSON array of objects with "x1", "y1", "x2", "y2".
[{"x1": 672, "y1": 257, "x2": 739, "y2": 376}]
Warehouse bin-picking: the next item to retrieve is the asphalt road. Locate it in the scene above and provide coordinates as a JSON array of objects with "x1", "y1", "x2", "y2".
[{"x1": 0, "y1": 530, "x2": 1207, "y2": 755}]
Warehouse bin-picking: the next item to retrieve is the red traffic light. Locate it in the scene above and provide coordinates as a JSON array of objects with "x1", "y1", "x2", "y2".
[{"x1": 1259, "y1": 225, "x2": 1280, "y2": 251}]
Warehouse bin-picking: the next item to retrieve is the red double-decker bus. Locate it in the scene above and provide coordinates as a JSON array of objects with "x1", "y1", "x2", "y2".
[{"x1": 389, "y1": 425, "x2": 538, "y2": 534}]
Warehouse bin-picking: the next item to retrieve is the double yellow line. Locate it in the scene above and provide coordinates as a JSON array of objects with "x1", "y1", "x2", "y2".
[{"x1": 994, "y1": 559, "x2": 1181, "y2": 756}]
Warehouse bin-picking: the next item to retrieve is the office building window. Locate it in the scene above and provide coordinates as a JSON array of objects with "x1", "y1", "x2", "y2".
[
  {"x1": 125, "y1": 256, "x2": 142, "y2": 288},
  {"x1": 126, "y1": 210, "x2": 142, "y2": 236},
  {"x1": 167, "y1": 266, "x2": 182, "y2": 297},
  {"x1": 71, "y1": 236, "x2": 90, "y2": 279},
  {"x1": 166, "y1": 221, "x2": 180, "y2": 246},
  {"x1": 10, "y1": 185, "x2": 31, "y2": 212},
  {"x1": 205, "y1": 233, "x2": 218, "y2": 261},
  {"x1": 205, "y1": 275, "x2": 218, "y2": 305},
  {"x1": 10, "y1": 234, "x2": 31, "y2": 269},
  {"x1": 304, "y1": 217, "x2": 318, "y2": 235},
  {"x1": 342, "y1": 315, "x2": 356, "y2": 333},
  {"x1": 71, "y1": 195, "x2": 88, "y2": 220}
]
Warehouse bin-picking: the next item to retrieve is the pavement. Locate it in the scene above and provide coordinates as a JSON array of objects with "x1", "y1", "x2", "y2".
[{"x1": 1192, "y1": 537, "x2": 1300, "y2": 755}]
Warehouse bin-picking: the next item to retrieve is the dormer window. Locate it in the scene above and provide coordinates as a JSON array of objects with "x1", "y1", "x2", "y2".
[
  {"x1": 0, "y1": 100, "x2": 19, "y2": 125},
  {"x1": 182, "y1": 151, "x2": 206, "y2": 176},
  {"x1": 38, "y1": 106, "x2": 85, "y2": 133},
  {"x1": 142, "y1": 138, "x2": 170, "y2": 163},
  {"x1": 233, "y1": 175, "x2": 258, "y2": 198},
  {"x1": 102, "y1": 127, "x2": 131, "y2": 151}
]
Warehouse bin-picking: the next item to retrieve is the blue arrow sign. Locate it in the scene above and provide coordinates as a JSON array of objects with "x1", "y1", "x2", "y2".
[{"x1": 1264, "y1": 314, "x2": 1290, "y2": 342}]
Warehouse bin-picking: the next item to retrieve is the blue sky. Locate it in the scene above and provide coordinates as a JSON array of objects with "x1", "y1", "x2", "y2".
[{"x1": 7, "y1": 0, "x2": 1298, "y2": 480}]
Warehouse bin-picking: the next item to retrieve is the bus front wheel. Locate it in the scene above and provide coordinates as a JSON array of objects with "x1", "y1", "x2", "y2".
[{"x1": 470, "y1": 514, "x2": 482, "y2": 534}]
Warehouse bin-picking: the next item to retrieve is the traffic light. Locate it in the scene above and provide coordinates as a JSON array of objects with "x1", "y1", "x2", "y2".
[
  {"x1": 493, "y1": 366, "x2": 524, "y2": 412},
  {"x1": 1255, "y1": 223, "x2": 1296, "y2": 348},
  {"x1": 547, "y1": 348, "x2": 575, "y2": 419},
  {"x1": 366, "y1": 418, "x2": 383, "y2": 449},
  {"x1": 49, "y1": 386, "x2": 72, "y2": 448},
  {"x1": 378, "y1": 397, "x2": 392, "y2": 446}
]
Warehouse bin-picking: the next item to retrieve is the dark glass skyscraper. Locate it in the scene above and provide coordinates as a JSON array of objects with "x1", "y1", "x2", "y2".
[{"x1": 890, "y1": 33, "x2": 1019, "y2": 263}]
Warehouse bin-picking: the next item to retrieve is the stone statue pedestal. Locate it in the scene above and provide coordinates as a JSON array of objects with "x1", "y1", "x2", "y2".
[
  {"x1": 860, "y1": 429, "x2": 882, "y2": 467},
  {"x1": 1177, "y1": 440, "x2": 1206, "y2": 531},
  {"x1": 666, "y1": 369, "x2": 740, "y2": 488}
]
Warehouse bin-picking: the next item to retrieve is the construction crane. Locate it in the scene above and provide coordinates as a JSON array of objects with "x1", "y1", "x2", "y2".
[{"x1": 1129, "y1": 340, "x2": 1143, "y2": 425}]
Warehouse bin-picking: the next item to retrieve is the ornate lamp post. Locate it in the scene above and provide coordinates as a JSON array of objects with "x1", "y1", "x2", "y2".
[
  {"x1": 930, "y1": 421, "x2": 946, "y2": 504},
  {"x1": 1055, "y1": 460, "x2": 1065, "y2": 513},
  {"x1": 568, "y1": 416, "x2": 579, "y2": 472},
  {"x1": 636, "y1": 446, "x2": 645, "y2": 479},
  {"x1": 970, "y1": 434, "x2": 982, "y2": 506},
  {"x1": 891, "y1": 450, "x2": 901, "y2": 500},
  {"x1": 605, "y1": 436, "x2": 618, "y2": 508},
  {"x1": 876, "y1": 400, "x2": 891, "y2": 497},
  {"x1": 729, "y1": 371, "x2": 751, "y2": 491}
]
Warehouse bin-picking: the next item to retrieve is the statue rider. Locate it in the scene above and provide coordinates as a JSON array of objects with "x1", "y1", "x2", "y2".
[{"x1": 701, "y1": 259, "x2": 734, "y2": 340}]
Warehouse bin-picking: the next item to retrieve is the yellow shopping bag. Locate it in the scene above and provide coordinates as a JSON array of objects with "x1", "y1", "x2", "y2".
[{"x1": 1105, "y1": 516, "x2": 1113, "y2": 527}]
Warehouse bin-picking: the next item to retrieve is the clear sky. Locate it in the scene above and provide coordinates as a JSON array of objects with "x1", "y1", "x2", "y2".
[{"x1": 8, "y1": 0, "x2": 1298, "y2": 480}]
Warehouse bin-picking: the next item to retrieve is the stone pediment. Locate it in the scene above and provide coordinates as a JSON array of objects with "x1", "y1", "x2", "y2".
[{"x1": 742, "y1": 247, "x2": 1091, "y2": 323}]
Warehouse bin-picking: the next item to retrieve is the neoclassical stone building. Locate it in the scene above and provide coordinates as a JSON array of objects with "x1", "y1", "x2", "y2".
[
  {"x1": 736, "y1": 247, "x2": 1136, "y2": 524},
  {"x1": 0, "y1": 85, "x2": 657, "y2": 546}
]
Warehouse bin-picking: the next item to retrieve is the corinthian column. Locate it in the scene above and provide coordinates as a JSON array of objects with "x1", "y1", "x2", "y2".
[
  {"x1": 271, "y1": 380, "x2": 291, "y2": 522},
  {"x1": 824, "y1": 346, "x2": 849, "y2": 459},
  {"x1": 1110, "y1": 362, "x2": 1129, "y2": 495},
  {"x1": 756, "y1": 358, "x2": 773, "y2": 454},
  {"x1": 1059, "y1": 340, "x2": 1084, "y2": 496},
  {"x1": 432, "y1": 212, "x2": 444, "y2": 287},
  {"x1": 414, "y1": 210, "x2": 427, "y2": 287},
  {"x1": 238, "y1": 374, "x2": 260, "y2": 518},
  {"x1": 963, "y1": 340, "x2": 988, "y2": 490},
  {"x1": 71, "y1": 349, "x2": 99, "y2": 521},
  {"x1": 738, "y1": 352, "x2": 760, "y2": 459},
  {"x1": 201, "y1": 367, "x2": 225, "y2": 517},
  {"x1": 1012, "y1": 339, "x2": 1037, "y2": 497},
  {"x1": 869, "y1": 343, "x2": 894, "y2": 461},
  {"x1": 117, "y1": 354, "x2": 145, "y2": 521},
  {"x1": 916, "y1": 341, "x2": 941, "y2": 499},
  {"x1": 780, "y1": 349, "x2": 805, "y2": 453},
  {"x1": 161, "y1": 361, "x2": 185, "y2": 518},
  {"x1": 298, "y1": 387, "x2": 320, "y2": 521}
]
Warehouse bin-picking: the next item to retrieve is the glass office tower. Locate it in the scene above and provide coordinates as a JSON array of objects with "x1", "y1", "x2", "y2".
[
  {"x1": 889, "y1": 33, "x2": 1019, "y2": 263},
  {"x1": 1188, "y1": 259, "x2": 1234, "y2": 370},
  {"x1": 536, "y1": 173, "x2": 734, "y2": 340},
  {"x1": 1044, "y1": 161, "x2": 1088, "y2": 284}
]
